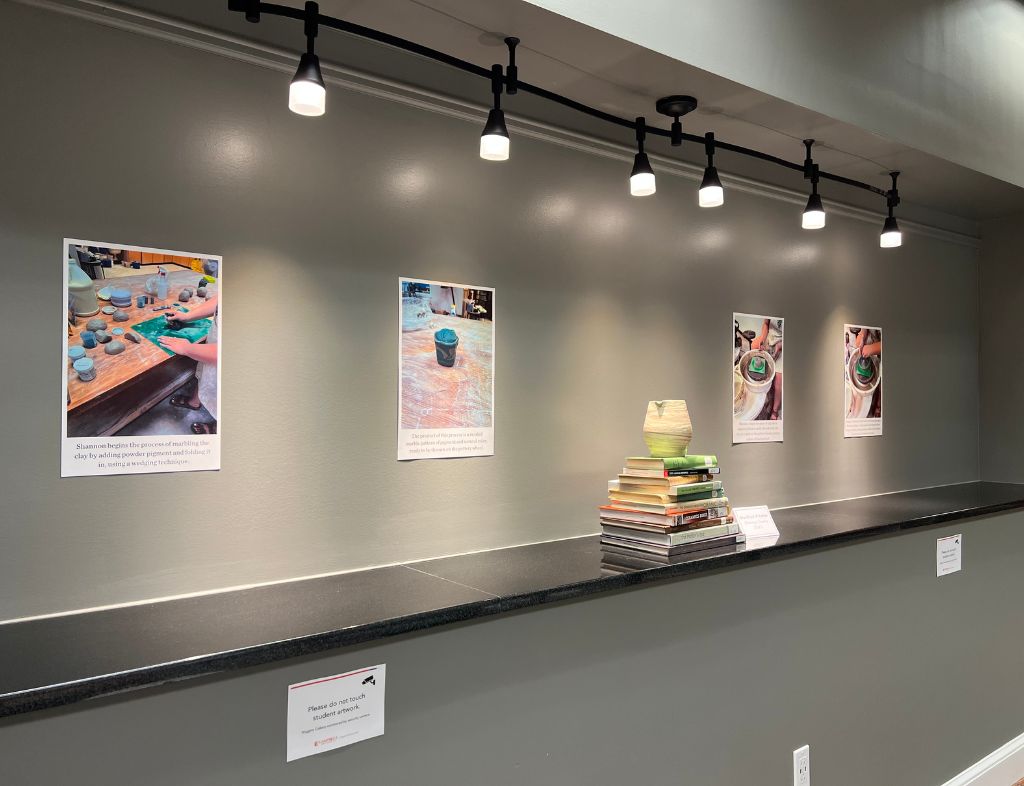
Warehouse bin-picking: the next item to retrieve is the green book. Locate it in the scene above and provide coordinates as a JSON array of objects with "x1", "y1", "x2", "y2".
[
  {"x1": 669, "y1": 481, "x2": 724, "y2": 499},
  {"x1": 625, "y1": 455, "x2": 718, "y2": 471}
]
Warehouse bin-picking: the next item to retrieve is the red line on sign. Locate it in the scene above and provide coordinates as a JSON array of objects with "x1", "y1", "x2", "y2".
[{"x1": 290, "y1": 667, "x2": 377, "y2": 690}]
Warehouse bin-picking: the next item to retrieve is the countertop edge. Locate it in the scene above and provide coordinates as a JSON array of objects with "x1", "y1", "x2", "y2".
[{"x1": 3, "y1": 489, "x2": 1023, "y2": 719}]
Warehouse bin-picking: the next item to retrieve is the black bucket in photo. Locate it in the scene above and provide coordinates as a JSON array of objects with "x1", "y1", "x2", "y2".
[{"x1": 434, "y1": 328, "x2": 459, "y2": 367}]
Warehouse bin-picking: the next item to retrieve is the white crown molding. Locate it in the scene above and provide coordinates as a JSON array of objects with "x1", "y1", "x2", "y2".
[{"x1": 12, "y1": 0, "x2": 981, "y2": 248}]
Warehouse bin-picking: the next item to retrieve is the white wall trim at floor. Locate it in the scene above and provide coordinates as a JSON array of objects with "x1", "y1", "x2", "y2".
[
  {"x1": 12, "y1": 0, "x2": 982, "y2": 249},
  {"x1": 940, "y1": 730, "x2": 1024, "y2": 786}
]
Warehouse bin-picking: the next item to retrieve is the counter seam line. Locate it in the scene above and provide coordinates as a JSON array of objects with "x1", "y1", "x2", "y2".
[{"x1": 400, "y1": 565, "x2": 500, "y2": 599}]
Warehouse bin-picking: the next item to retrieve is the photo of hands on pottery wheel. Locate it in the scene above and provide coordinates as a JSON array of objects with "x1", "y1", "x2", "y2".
[
  {"x1": 398, "y1": 277, "x2": 494, "y2": 460},
  {"x1": 844, "y1": 324, "x2": 883, "y2": 437},
  {"x1": 733, "y1": 312, "x2": 784, "y2": 443},
  {"x1": 62, "y1": 239, "x2": 222, "y2": 477}
]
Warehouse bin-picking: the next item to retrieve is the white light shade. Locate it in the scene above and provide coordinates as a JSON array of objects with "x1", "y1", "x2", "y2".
[
  {"x1": 480, "y1": 133, "x2": 510, "y2": 161},
  {"x1": 289, "y1": 79, "x2": 326, "y2": 116},
  {"x1": 699, "y1": 184, "x2": 724, "y2": 208},
  {"x1": 880, "y1": 215, "x2": 901, "y2": 247},
  {"x1": 802, "y1": 192, "x2": 826, "y2": 230},
  {"x1": 630, "y1": 171, "x2": 656, "y2": 197},
  {"x1": 802, "y1": 209, "x2": 826, "y2": 230},
  {"x1": 880, "y1": 229, "x2": 902, "y2": 248}
]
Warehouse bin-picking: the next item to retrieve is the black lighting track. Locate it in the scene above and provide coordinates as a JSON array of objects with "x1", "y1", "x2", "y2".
[{"x1": 233, "y1": 0, "x2": 891, "y2": 200}]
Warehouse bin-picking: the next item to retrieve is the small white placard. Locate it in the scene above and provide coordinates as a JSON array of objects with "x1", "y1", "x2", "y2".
[
  {"x1": 731, "y1": 505, "x2": 780, "y2": 540},
  {"x1": 287, "y1": 665, "x2": 386, "y2": 762},
  {"x1": 936, "y1": 534, "x2": 962, "y2": 577}
]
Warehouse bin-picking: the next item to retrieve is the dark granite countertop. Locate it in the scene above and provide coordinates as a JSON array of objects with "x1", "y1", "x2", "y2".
[{"x1": 2, "y1": 481, "x2": 1023, "y2": 719}]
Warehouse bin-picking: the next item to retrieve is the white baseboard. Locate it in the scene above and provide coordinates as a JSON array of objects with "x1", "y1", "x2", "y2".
[{"x1": 941, "y1": 730, "x2": 1024, "y2": 786}]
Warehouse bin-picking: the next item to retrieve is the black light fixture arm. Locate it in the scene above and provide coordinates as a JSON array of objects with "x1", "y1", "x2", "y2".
[
  {"x1": 886, "y1": 171, "x2": 901, "y2": 215},
  {"x1": 231, "y1": 1, "x2": 891, "y2": 200},
  {"x1": 635, "y1": 116, "x2": 647, "y2": 154},
  {"x1": 490, "y1": 64, "x2": 503, "y2": 111},
  {"x1": 705, "y1": 132, "x2": 716, "y2": 167},
  {"x1": 504, "y1": 37, "x2": 519, "y2": 96},
  {"x1": 303, "y1": 1, "x2": 318, "y2": 55}
]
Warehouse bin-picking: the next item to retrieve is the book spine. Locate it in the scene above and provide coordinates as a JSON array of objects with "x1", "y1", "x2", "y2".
[
  {"x1": 663, "y1": 455, "x2": 718, "y2": 470},
  {"x1": 665, "y1": 467, "x2": 720, "y2": 477},
  {"x1": 668, "y1": 522, "x2": 738, "y2": 544},
  {"x1": 670, "y1": 506, "x2": 729, "y2": 525}
]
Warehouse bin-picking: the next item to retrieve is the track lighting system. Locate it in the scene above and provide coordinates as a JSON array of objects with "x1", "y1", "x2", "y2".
[{"x1": 228, "y1": 0, "x2": 906, "y2": 246}]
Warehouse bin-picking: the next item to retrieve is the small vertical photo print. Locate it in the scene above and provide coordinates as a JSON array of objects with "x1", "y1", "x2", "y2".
[
  {"x1": 397, "y1": 277, "x2": 494, "y2": 460},
  {"x1": 844, "y1": 324, "x2": 882, "y2": 437},
  {"x1": 733, "y1": 313, "x2": 784, "y2": 443}
]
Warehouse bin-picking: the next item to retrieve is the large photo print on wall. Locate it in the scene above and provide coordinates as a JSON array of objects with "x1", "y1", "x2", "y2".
[
  {"x1": 733, "y1": 312, "x2": 784, "y2": 443},
  {"x1": 398, "y1": 277, "x2": 494, "y2": 460},
  {"x1": 844, "y1": 323, "x2": 882, "y2": 437},
  {"x1": 62, "y1": 239, "x2": 221, "y2": 476}
]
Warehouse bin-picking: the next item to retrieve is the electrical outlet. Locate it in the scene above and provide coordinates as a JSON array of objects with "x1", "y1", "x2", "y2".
[{"x1": 793, "y1": 745, "x2": 810, "y2": 786}]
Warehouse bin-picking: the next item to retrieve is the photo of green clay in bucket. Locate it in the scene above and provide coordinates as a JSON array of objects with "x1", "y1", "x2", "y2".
[
  {"x1": 434, "y1": 328, "x2": 459, "y2": 367},
  {"x1": 847, "y1": 349, "x2": 880, "y2": 394},
  {"x1": 738, "y1": 349, "x2": 775, "y2": 394}
]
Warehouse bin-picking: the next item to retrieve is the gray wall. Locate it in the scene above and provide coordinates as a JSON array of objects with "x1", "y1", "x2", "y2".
[
  {"x1": 0, "y1": 1, "x2": 981, "y2": 620},
  {"x1": 524, "y1": 0, "x2": 1024, "y2": 190},
  {"x1": 3, "y1": 513, "x2": 1023, "y2": 786},
  {"x1": 980, "y1": 214, "x2": 1024, "y2": 481}
]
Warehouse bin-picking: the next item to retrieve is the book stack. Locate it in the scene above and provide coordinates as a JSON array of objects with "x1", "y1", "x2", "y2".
[{"x1": 600, "y1": 454, "x2": 742, "y2": 573}]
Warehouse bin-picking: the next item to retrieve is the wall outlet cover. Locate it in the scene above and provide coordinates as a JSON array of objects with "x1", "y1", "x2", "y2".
[{"x1": 794, "y1": 744, "x2": 810, "y2": 786}]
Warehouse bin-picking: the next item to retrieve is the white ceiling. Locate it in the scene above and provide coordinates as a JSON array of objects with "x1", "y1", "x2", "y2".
[{"x1": 52, "y1": 0, "x2": 1024, "y2": 228}]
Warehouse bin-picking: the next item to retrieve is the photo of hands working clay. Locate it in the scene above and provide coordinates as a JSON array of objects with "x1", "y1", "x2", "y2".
[
  {"x1": 399, "y1": 278, "x2": 494, "y2": 432},
  {"x1": 844, "y1": 324, "x2": 882, "y2": 436},
  {"x1": 64, "y1": 241, "x2": 220, "y2": 441},
  {"x1": 733, "y1": 313, "x2": 784, "y2": 420}
]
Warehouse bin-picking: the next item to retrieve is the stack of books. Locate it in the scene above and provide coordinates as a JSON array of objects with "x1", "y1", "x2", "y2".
[{"x1": 600, "y1": 454, "x2": 742, "y2": 573}]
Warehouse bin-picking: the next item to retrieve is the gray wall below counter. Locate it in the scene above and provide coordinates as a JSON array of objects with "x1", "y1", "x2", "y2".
[
  {"x1": 3, "y1": 513, "x2": 1023, "y2": 785},
  {"x1": 0, "y1": 1, "x2": 980, "y2": 619}
]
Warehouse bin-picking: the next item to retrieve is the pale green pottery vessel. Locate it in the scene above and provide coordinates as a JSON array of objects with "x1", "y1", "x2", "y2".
[{"x1": 642, "y1": 399, "x2": 693, "y2": 458}]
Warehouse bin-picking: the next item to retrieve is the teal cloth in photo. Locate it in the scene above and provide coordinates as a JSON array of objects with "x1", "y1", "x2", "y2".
[{"x1": 132, "y1": 311, "x2": 213, "y2": 356}]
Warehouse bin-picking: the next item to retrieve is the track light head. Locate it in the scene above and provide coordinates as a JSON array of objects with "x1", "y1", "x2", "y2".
[
  {"x1": 699, "y1": 133, "x2": 724, "y2": 207},
  {"x1": 801, "y1": 146, "x2": 825, "y2": 229},
  {"x1": 881, "y1": 171, "x2": 902, "y2": 247},
  {"x1": 289, "y1": 53, "x2": 326, "y2": 116},
  {"x1": 480, "y1": 109, "x2": 510, "y2": 161},
  {"x1": 480, "y1": 64, "x2": 510, "y2": 161},
  {"x1": 629, "y1": 117, "x2": 656, "y2": 196},
  {"x1": 880, "y1": 215, "x2": 901, "y2": 247},
  {"x1": 699, "y1": 166, "x2": 724, "y2": 208},
  {"x1": 802, "y1": 192, "x2": 826, "y2": 230},
  {"x1": 630, "y1": 152, "x2": 656, "y2": 196}
]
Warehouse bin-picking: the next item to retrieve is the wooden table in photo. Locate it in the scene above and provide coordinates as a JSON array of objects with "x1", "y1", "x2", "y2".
[
  {"x1": 400, "y1": 314, "x2": 493, "y2": 429},
  {"x1": 67, "y1": 269, "x2": 212, "y2": 437}
]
